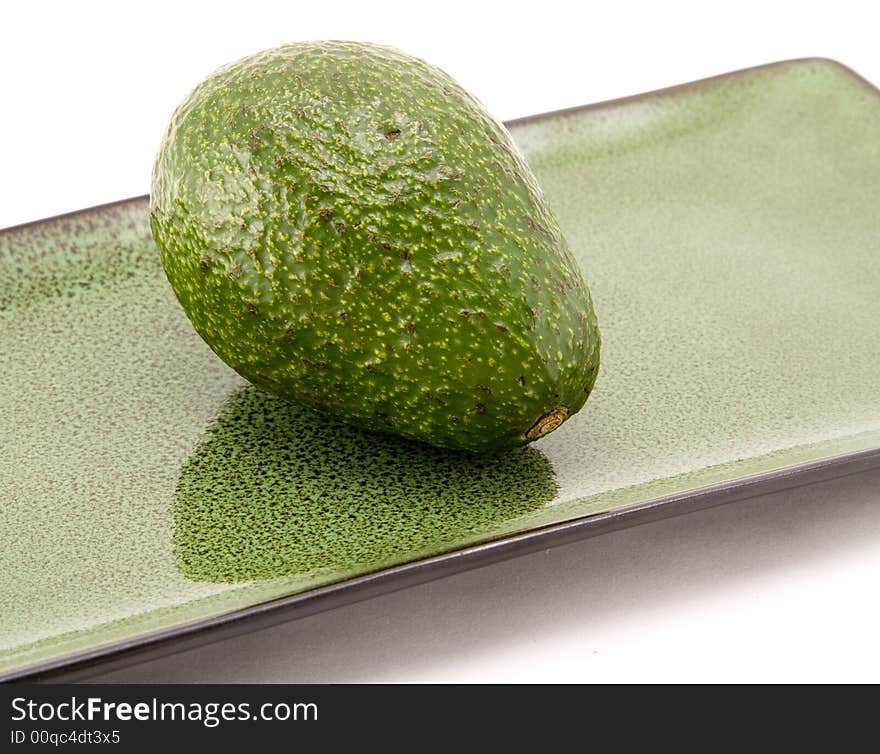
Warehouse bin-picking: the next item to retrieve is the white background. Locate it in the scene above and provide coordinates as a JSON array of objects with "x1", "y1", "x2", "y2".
[{"x1": 4, "y1": 1, "x2": 879, "y2": 682}]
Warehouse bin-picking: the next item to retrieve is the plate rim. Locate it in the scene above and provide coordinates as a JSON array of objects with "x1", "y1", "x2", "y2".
[
  {"x1": 5, "y1": 446, "x2": 879, "y2": 682},
  {"x1": 2, "y1": 56, "x2": 879, "y2": 682},
  {"x1": 3, "y1": 56, "x2": 876, "y2": 237}
]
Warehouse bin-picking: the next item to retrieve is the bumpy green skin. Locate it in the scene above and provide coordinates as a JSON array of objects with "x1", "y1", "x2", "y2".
[{"x1": 151, "y1": 41, "x2": 600, "y2": 452}]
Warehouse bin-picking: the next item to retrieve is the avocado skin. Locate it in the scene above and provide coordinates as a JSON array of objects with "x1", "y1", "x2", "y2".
[{"x1": 150, "y1": 41, "x2": 600, "y2": 452}]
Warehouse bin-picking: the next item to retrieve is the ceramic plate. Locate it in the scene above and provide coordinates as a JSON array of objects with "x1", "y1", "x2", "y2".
[{"x1": 3, "y1": 58, "x2": 879, "y2": 681}]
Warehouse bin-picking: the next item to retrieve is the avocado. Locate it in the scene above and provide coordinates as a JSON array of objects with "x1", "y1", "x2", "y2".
[{"x1": 150, "y1": 41, "x2": 600, "y2": 452}]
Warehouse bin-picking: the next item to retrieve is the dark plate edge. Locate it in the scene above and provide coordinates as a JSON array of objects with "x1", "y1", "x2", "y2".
[
  {"x1": 2, "y1": 56, "x2": 879, "y2": 682},
  {"x1": 4, "y1": 445, "x2": 880, "y2": 683},
  {"x1": 504, "y1": 56, "x2": 880, "y2": 127}
]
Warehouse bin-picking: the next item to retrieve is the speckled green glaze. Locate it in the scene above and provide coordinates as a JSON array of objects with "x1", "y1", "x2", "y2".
[
  {"x1": 151, "y1": 41, "x2": 600, "y2": 452},
  {"x1": 2, "y1": 58, "x2": 880, "y2": 676}
]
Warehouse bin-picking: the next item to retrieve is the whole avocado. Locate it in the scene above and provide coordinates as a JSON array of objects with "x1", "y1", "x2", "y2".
[{"x1": 150, "y1": 41, "x2": 600, "y2": 452}]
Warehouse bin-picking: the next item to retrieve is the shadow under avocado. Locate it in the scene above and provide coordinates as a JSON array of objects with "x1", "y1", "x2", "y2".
[{"x1": 173, "y1": 386, "x2": 559, "y2": 583}]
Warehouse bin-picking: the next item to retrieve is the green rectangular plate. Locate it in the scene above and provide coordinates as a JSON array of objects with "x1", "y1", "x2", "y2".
[{"x1": 2, "y1": 58, "x2": 879, "y2": 681}]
